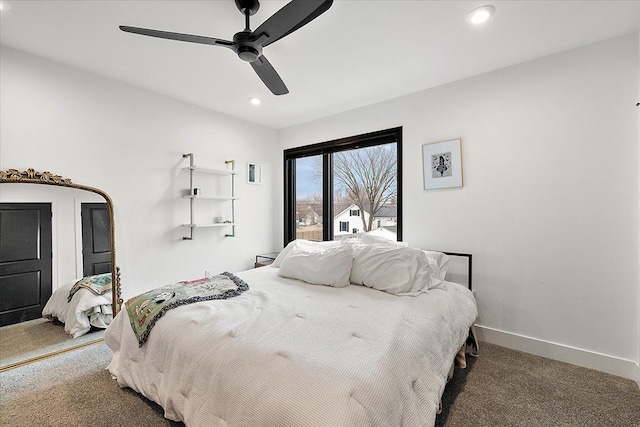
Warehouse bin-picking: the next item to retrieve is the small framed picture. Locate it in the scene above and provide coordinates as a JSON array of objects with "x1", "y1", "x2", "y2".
[
  {"x1": 247, "y1": 162, "x2": 262, "y2": 184},
  {"x1": 422, "y1": 138, "x2": 463, "y2": 190}
]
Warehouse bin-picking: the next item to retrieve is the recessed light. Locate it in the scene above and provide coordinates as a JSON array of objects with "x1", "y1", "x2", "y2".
[
  {"x1": 467, "y1": 5, "x2": 495, "y2": 25},
  {"x1": 249, "y1": 97, "x2": 261, "y2": 106}
]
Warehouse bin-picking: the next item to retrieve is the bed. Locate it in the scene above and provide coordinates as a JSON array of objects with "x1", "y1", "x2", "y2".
[
  {"x1": 105, "y1": 240, "x2": 477, "y2": 427},
  {"x1": 42, "y1": 273, "x2": 113, "y2": 338}
]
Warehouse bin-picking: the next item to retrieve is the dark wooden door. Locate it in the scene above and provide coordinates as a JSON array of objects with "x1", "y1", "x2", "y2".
[
  {"x1": 81, "y1": 203, "x2": 111, "y2": 276},
  {"x1": 0, "y1": 203, "x2": 53, "y2": 327}
]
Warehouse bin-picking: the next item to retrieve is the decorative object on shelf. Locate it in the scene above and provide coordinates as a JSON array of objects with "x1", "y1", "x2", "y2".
[
  {"x1": 422, "y1": 138, "x2": 463, "y2": 190},
  {"x1": 247, "y1": 162, "x2": 262, "y2": 184},
  {"x1": 181, "y1": 153, "x2": 237, "y2": 240}
]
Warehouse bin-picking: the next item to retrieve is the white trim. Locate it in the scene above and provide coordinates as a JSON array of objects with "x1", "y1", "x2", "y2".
[
  {"x1": 475, "y1": 325, "x2": 639, "y2": 385},
  {"x1": 52, "y1": 200, "x2": 59, "y2": 292},
  {"x1": 74, "y1": 199, "x2": 85, "y2": 280}
]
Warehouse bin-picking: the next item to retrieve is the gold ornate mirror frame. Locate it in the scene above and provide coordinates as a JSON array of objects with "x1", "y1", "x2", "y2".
[{"x1": 0, "y1": 168, "x2": 122, "y2": 313}]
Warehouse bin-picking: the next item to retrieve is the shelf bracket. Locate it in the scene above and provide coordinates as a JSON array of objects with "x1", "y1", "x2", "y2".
[
  {"x1": 183, "y1": 153, "x2": 195, "y2": 239},
  {"x1": 225, "y1": 160, "x2": 236, "y2": 237}
]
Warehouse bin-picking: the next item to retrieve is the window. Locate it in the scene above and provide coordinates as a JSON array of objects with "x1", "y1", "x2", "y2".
[
  {"x1": 294, "y1": 155, "x2": 323, "y2": 241},
  {"x1": 284, "y1": 127, "x2": 402, "y2": 244}
]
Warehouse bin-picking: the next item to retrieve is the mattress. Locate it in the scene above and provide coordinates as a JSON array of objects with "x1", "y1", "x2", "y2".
[{"x1": 105, "y1": 266, "x2": 477, "y2": 426}]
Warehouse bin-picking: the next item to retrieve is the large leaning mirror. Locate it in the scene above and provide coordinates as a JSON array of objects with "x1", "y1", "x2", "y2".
[{"x1": 0, "y1": 168, "x2": 122, "y2": 371}]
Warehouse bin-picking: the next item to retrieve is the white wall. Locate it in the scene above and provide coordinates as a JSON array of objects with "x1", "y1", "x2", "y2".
[
  {"x1": 0, "y1": 47, "x2": 280, "y2": 299},
  {"x1": 278, "y1": 34, "x2": 640, "y2": 380}
]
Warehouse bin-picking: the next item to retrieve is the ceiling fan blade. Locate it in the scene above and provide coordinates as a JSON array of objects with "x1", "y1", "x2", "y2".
[
  {"x1": 119, "y1": 26, "x2": 234, "y2": 48},
  {"x1": 251, "y1": 0, "x2": 333, "y2": 47},
  {"x1": 250, "y1": 55, "x2": 289, "y2": 95}
]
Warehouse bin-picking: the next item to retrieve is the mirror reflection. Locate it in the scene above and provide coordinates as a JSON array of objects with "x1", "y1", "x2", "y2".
[{"x1": 0, "y1": 181, "x2": 116, "y2": 370}]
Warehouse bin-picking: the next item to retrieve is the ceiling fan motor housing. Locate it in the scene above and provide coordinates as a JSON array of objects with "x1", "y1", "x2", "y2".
[
  {"x1": 237, "y1": 45, "x2": 260, "y2": 62},
  {"x1": 233, "y1": 31, "x2": 262, "y2": 62}
]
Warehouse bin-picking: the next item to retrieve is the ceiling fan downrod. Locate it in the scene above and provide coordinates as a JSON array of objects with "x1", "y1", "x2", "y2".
[
  {"x1": 234, "y1": 0, "x2": 262, "y2": 62},
  {"x1": 235, "y1": 0, "x2": 260, "y2": 19}
]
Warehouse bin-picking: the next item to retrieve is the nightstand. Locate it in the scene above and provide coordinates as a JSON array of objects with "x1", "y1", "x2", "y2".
[{"x1": 255, "y1": 252, "x2": 279, "y2": 268}]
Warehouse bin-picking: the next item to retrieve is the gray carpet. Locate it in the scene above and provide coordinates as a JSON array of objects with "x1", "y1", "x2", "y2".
[
  {"x1": 0, "y1": 319, "x2": 104, "y2": 370},
  {"x1": 1, "y1": 341, "x2": 638, "y2": 426},
  {"x1": 437, "y1": 343, "x2": 640, "y2": 426},
  {"x1": 0, "y1": 342, "x2": 179, "y2": 427}
]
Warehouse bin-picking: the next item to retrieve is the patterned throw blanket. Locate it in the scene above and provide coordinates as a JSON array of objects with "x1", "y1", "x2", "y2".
[
  {"x1": 125, "y1": 272, "x2": 249, "y2": 347},
  {"x1": 68, "y1": 273, "x2": 112, "y2": 302}
]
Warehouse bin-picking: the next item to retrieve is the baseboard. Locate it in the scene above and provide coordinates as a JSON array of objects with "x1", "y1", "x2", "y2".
[{"x1": 475, "y1": 325, "x2": 639, "y2": 385}]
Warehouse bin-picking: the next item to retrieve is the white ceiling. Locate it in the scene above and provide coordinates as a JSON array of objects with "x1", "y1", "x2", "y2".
[{"x1": 1, "y1": 1, "x2": 639, "y2": 130}]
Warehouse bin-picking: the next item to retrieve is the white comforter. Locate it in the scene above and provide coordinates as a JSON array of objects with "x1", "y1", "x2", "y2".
[
  {"x1": 42, "y1": 280, "x2": 113, "y2": 338},
  {"x1": 105, "y1": 267, "x2": 477, "y2": 427}
]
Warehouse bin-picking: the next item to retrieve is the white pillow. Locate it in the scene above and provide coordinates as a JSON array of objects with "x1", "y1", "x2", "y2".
[
  {"x1": 277, "y1": 244, "x2": 353, "y2": 288},
  {"x1": 350, "y1": 244, "x2": 434, "y2": 296},
  {"x1": 422, "y1": 250, "x2": 450, "y2": 281},
  {"x1": 360, "y1": 229, "x2": 408, "y2": 247},
  {"x1": 340, "y1": 237, "x2": 368, "y2": 258},
  {"x1": 271, "y1": 239, "x2": 343, "y2": 268}
]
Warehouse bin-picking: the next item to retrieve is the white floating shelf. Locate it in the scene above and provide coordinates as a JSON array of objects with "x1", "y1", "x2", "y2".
[
  {"x1": 181, "y1": 166, "x2": 237, "y2": 175},
  {"x1": 182, "y1": 223, "x2": 235, "y2": 228},
  {"x1": 182, "y1": 195, "x2": 237, "y2": 201},
  {"x1": 181, "y1": 154, "x2": 237, "y2": 239}
]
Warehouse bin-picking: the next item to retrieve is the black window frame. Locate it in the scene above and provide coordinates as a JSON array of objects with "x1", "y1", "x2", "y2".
[
  {"x1": 284, "y1": 127, "x2": 403, "y2": 245},
  {"x1": 339, "y1": 221, "x2": 349, "y2": 232}
]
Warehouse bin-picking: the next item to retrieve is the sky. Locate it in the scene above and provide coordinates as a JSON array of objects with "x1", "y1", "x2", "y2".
[{"x1": 295, "y1": 156, "x2": 322, "y2": 200}]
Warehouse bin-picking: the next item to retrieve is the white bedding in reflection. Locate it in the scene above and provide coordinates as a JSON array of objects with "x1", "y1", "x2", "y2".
[
  {"x1": 42, "y1": 279, "x2": 113, "y2": 338},
  {"x1": 105, "y1": 267, "x2": 476, "y2": 427}
]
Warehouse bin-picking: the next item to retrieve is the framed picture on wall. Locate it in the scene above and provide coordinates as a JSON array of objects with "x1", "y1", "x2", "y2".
[
  {"x1": 422, "y1": 138, "x2": 463, "y2": 190},
  {"x1": 247, "y1": 162, "x2": 262, "y2": 184}
]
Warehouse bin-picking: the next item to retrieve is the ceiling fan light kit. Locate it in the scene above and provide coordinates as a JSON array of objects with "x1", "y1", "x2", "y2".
[{"x1": 120, "y1": 0, "x2": 333, "y2": 96}]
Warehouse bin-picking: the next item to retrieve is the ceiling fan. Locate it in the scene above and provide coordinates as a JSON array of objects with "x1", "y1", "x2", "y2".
[{"x1": 120, "y1": 0, "x2": 333, "y2": 96}]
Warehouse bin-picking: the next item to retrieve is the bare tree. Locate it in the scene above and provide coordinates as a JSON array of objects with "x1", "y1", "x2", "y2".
[{"x1": 333, "y1": 145, "x2": 397, "y2": 232}]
